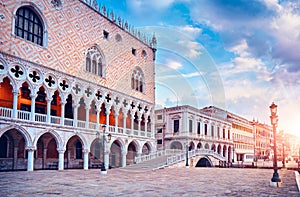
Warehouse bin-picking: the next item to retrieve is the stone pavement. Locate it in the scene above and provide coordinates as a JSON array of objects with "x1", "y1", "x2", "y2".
[{"x1": 0, "y1": 168, "x2": 299, "y2": 197}]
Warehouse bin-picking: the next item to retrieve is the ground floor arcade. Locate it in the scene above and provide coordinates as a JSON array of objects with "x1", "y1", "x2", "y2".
[{"x1": 0, "y1": 124, "x2": 154, "y2": 171}]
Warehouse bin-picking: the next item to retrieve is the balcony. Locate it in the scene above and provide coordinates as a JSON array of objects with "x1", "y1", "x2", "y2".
[{"x1": 0, "y1": 107, "x2": 153, "y2": 138}]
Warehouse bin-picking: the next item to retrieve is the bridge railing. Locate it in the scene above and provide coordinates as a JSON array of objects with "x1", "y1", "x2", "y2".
[
  {"x1": 135, "y1": 149, "x2": 184, "y2": 163},
  {"x1": 166, "y1": 149, "x2": 226, "y2": 166}
]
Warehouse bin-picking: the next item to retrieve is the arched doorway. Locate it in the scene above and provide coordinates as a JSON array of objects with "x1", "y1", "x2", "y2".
[
  {"x1": 127, "y1": 141, "x2": 138, "y2": 165},
  {"x1": 36, "y1": 132, "x2": 58, "y2": 170},
  {"x1": 195, "y1": 157, "x2": 212, "y2": 167},
  {"x1": 65, "y1": 136, "x2": 84, "y2": 169},
  {"x1": 142, "y1": 143, "x2": 151, "y2": 155},
  {"x1": 110, "y1": 140, "x2": 122, "y2": 168},
  {"x1": 189, "y1": 141, "x2": 195, "y2": 151},
  {"x1": 170, "y1": 141, "x2": 182, "y2": 150},
  {"x1": 217, "y1": 144, "x2": 222, "y2": 154},
  {"x1": 197, "y1": 142, "x2": 202, "y2": 149},
  {"x1": 0, "y1": 129, "x2": 27, "y2": 171},
  {"x1": 90, "y1": 138, "x2": 103, "y2": 169}
]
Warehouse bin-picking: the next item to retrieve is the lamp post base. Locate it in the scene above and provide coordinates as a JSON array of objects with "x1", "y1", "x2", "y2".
[
  {"x1": 100, "y1": 170, "x2": 107, "y2": 175},
  {"x1": 270, "y1": 180, "x2": 282, "y2": 187},
  {"x1": 270, "y1": 172, "x2": 282, "y2": 187}
]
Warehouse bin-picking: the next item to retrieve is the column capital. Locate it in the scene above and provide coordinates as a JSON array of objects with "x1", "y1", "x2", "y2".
[
  {"x1": 25, "y1": 146, "x2": 36, "y2": 151},
  {"x1": 83, "y1": 149, "x2": 89, "y2": 154},
  {"x1": 122, "y1": 150, "x2": 128, "y2": 155},
  {"x1": 57, "y1": 149, "x2": 65, "y2": 154}
]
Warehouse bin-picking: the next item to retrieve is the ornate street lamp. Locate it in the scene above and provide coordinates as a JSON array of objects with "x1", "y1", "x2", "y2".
[
  {"x1": 269, "y1": 102, "x2": 281, "y2": 187},
  {"x1": 232, "y1": 147, "x2": 235, "y2": 163},
  {"x1": 96, "y1": 124, "x2": 111, "y2": 175},
  {"x1": 185, "y1": 142, "x2": 189, "y2": 167},
  {"x1": 282, "y1": 133, "x2": 285, "y2": 168}
]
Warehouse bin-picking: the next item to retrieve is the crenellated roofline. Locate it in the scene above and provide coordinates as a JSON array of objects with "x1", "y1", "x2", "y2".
[{"x1": 79, "y1": 0, "x2": 157, "y2": 49}]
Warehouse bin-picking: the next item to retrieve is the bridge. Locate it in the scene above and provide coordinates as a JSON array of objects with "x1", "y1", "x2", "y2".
[{"x1": 120, "y1": 149, "x2": 227, "y2": 172}]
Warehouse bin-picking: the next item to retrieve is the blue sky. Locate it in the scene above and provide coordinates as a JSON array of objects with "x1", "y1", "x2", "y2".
[{"x1": 99, "y1": 0, "x2": 300, "y2": 137}]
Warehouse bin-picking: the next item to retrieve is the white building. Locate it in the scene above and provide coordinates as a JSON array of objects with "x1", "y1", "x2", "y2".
[{"x1": 155, "y1": 105, "x2": 233, "y2": 166}]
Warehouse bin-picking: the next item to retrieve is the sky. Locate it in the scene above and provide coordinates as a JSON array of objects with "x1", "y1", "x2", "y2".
[{"x1": 99, "y1": 0, "x2": 300, "y2": 137}]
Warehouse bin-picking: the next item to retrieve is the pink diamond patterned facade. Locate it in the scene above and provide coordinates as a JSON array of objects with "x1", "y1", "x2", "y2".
[{"x1": 0, "y1": 0, "x2": 157, "y2": 171}]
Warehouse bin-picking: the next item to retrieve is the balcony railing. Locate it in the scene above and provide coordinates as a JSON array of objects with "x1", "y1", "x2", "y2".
[{"x1": 0, "y1": 107, "x2": 153, "y2": 138}]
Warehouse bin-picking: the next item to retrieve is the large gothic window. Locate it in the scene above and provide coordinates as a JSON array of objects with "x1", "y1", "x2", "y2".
[
  {"x1": 85, "y1": 46, "x2": 105, "y2": 77},
  {"x1": 131, "y1": 67, "x2": 145, "y2": 93},
  {"x1": 15, "y1": 6, "x2": 43, "y2": 46}
]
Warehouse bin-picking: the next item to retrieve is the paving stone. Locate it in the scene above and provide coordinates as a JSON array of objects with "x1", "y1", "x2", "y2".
[{"x1": 0, "y1": 168, "x2": 299, "y2": 196}]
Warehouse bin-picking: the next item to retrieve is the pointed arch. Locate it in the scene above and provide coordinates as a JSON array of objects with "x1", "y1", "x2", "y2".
[
  {"x1": 33, "y1": 129, "x2": 63, "y2": 150},
  {"x1": 85, "y1": 45, "x2": 106, "y2": 77},
  {"x1": 131, "y1": 66, "x2": 145, "y2": 93},
  {"x1": 0, "y1": 124, "x2": 33, "y2": 147}
]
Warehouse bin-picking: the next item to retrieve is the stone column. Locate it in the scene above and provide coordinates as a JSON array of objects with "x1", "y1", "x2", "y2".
[
  {"x1": 30, "y1": 93, "x2": 37, "y2": 121},
  {"x1": 136, "y1": 150, "x2": 142, "y2": 163},
  {"x1": 114, "y1": 111, "x2": 119, "y2": 133},
  {"x1": 104, "y1": 150, "x2": 110, "y2": 169},
  {"x1": 27, "y1": 147, "x2": 35, "y2": 171},
  {"x1": 105, "y1": 105, "x2": 111, "y2": 129},
  {"x1": 193, "y1": 116, "x2": 197, "y2": 137},
  {"x1": 73, "y1": 103, "x2": 79, "y2": 127},
  {"x1": 137, "y1": 113, "x2": 142, "y2": 136},
  {"x1": 121, "y1": 150, "x2": 127, "y2": 167},
  {"x1": 43, "y1": 148, "x2": 47, "y2": 169},
  {"x1": 130, "y1": 111, "x2": 135, "y2": 135},
  {"x1": 13, "y1": 147, "x2": 18, "y2": 170},
  {"x1": 46, "y1": 97, "x2": 52, "y2": 123},
  {"x1": 85, "y1": 105, "x2": 90, "y2": 129},
  {"x1": 182, "y1": 109, "x2": 188, "y2": 135},
  {"x1": 96, "y1": 104, "x2": 101, "y2": 130},
  {"x1": 12, "y1": 90, "x2": 19, "y2": 119},
  {"x1": 58, "y1": 149, "x2": 65, "y2": 170},
  {"x1": 144, "y1": 115, "x2": 148, "y2": 137},
  {"x1": 83, "y1": 149, "x2": 89, "y2": 170},
  {"x1": 122, "y1": 109, "x2": 128, "y2": 134},
  {"x1": 60, "y1": 101, "x2": 66, "y2": 126},
  {"x1": 150, "y1": 114, "x2": 155, "y2": 138}
]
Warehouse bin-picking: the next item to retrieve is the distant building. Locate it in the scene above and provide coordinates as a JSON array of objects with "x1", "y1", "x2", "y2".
[
  {"x1": 251, "y1": 121, "x2": 272, "y2": 160},
  {"x1": 155, "y1": 105, "x2": 233, "y2": 166},
  {"x1": 0, "y1": 0, "x2": 157, "y2": 171},
  {"x1": 202, "y1": 106, "x2": 254, "y2": 163}
]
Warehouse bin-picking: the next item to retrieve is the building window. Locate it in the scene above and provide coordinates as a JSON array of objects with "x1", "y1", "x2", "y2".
[
  {"x1": 141, "y1": 50, "x2": 147, "y2": 59},
  {"x1": 211, "y1": 125, "x2": 214, "y2": 137},
  {"x1": 223, "y1": 129, "x2": 226, "y2": 139},
  {"x1": 204, "y1": 124, "x2": 208, "y2": 135},
  {"x1": 132, "y1": 48, "x2": 136, "y2": 56},
  {"x1": 15, "y1": 6, "x2": 43, "y2": 46},
  {"x1": 228, "y1": 130, "x2": 231, "y2": 139},
  {"x1": 197, "y1": 122, "x2": 200, "y2": 134},
  {"x1": 157, "y1": 139, "x2": 162, "y2": 144},
  {"x1": 174, "y1": 119, "x2": 179, "y2": 133},
  {"x1": 189, "y1": 120, "x2": 193, "y2": 133},
  {"x1": 157, "y1": 128, "x2": 162, "y2": 133},
  {"x1": 131, "y1": 67, "x2": 145, "y2": 93},
  {"x1": 157, "y1": 114, "x2": 162, "y2": 120},
  {"x1": 85, "y1": 46, "x2": 105, "y2": 77},
  {"x1": 103, "y1": 30, "x2": 109, "y2": 39}
]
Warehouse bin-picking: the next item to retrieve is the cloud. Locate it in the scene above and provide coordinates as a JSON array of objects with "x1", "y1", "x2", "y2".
[
  {"x1": 127, "y1": 0, "x2": 175, "y2": 10},
  {"x1": 177, "y1": 25, "x2": 203, "y2": 39},
  {"x1": 166, "y1": 60, "x2": 183, "y2": 69}
]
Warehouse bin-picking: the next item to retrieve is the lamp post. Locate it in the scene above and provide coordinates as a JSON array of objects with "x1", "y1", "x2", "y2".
[
  {"x1": 282, "y1": 136, "x2": 285, "y2": 168},
  {"x1": 185, "y1": 141, "x2": 189, "y2": 167},
  {"x1": 96, "y1": 124, "x2": 111, "y2": 175},
  {"x1": 232, "y1": 147, "x2": 235, "y2": 163},
  {"x1": 269, "y1": 102, "x2": 281, "y2": 187}
]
